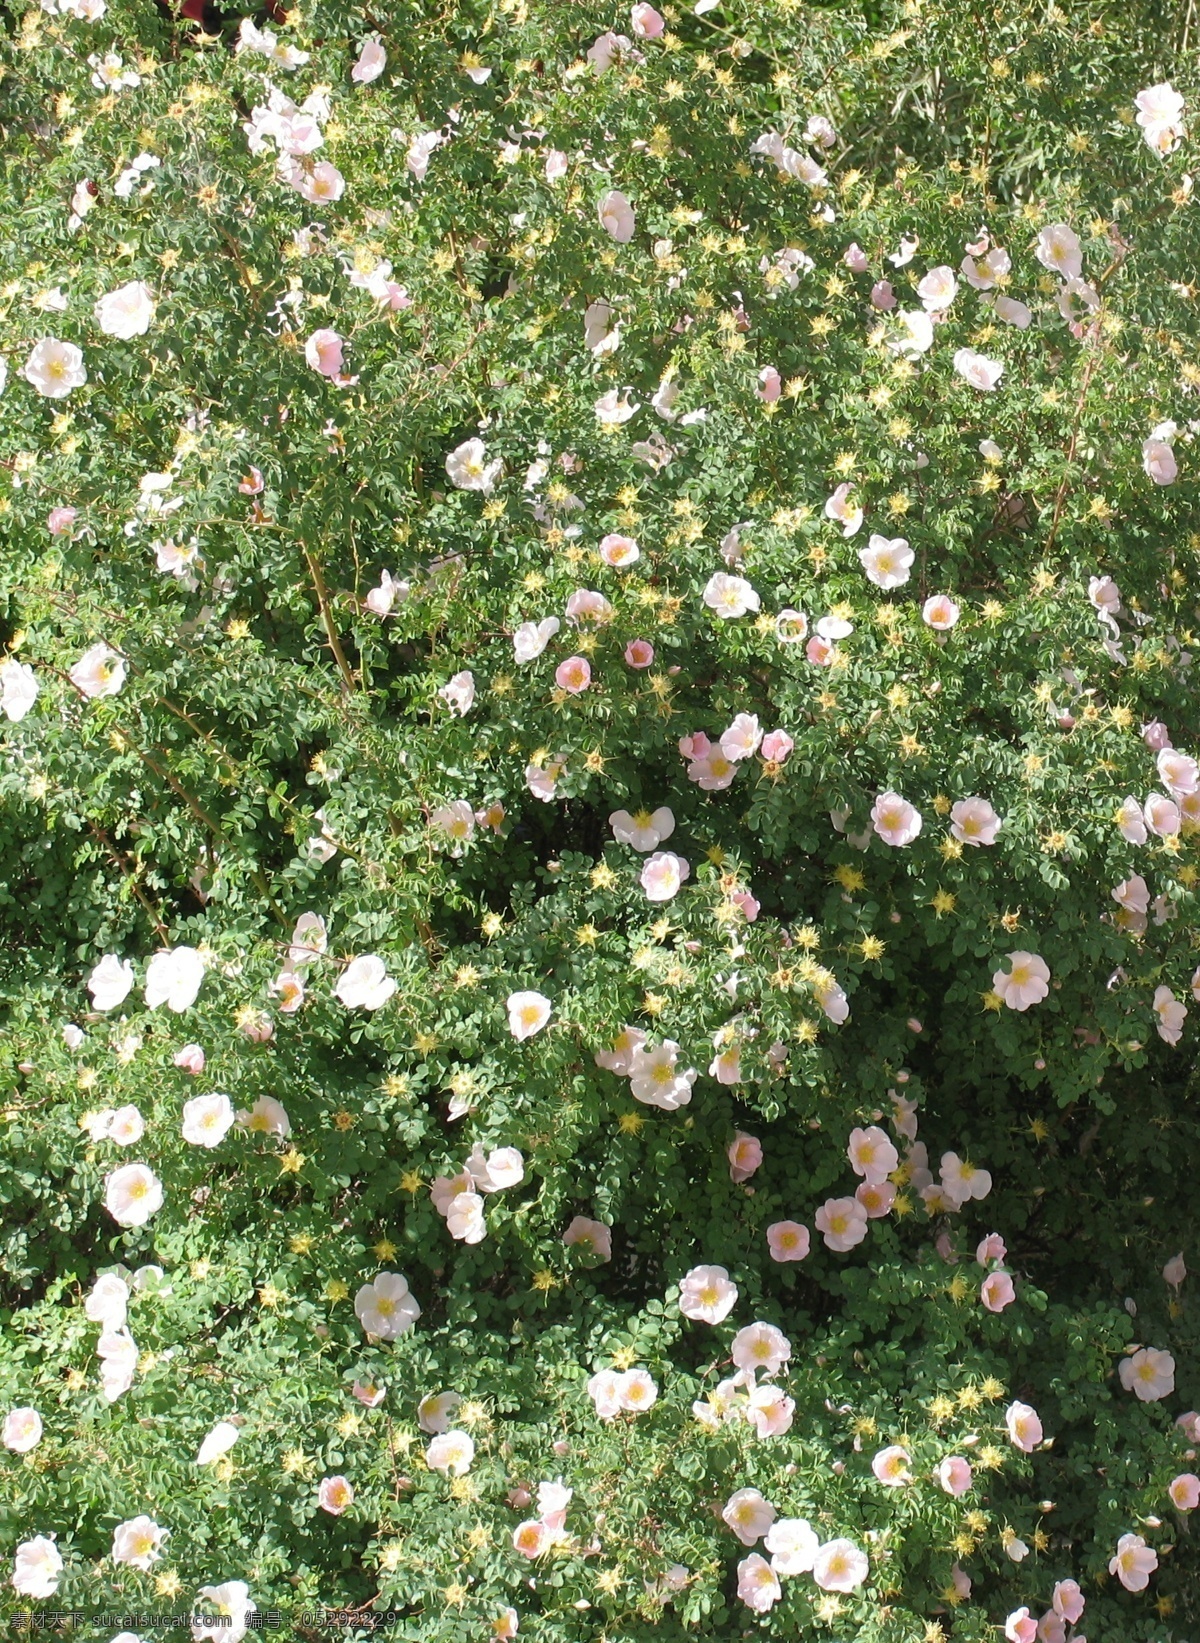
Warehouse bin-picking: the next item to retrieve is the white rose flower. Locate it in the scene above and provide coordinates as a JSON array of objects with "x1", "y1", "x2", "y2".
[
  {"x1": 87, "y1": 953, "x2": 135, "y2": 1012},
  {"x1": 104, "y1": 1163, "x2": 164, "y2": 1227},
  {"x1": 22, "y1": 338, "x2": 87, "y2": 398},
  {"x1": 69, "y1": 642, "x2": 125, "y2": 698},
  {"x1": 181, "y1": 1093, "x2": 236, "y2": 1148},
  {"x1": 144, "y1": 946, "x2": 205, "y2": 1012},
  {"x1": 335, "y1": 954, "x2": 396, "y2": 1010},
  {"x1": 94, "y1": 280, "x2": 155, "y2": 338},
  {"x1": 0, "y1": 659, "x2": 38, "y2": 722}
]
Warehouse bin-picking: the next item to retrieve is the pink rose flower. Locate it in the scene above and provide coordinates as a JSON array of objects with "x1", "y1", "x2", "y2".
[
  {"x1": 981, "y1": 1270, "x2": 1016, "y2": 1312},
  {"x1": 727, "y1": 1132, "x2": 763, "y2": 1184},
  {"x1": 766, "y1": 1221, "x2": 810, "y2": 1262},
  {"x1": 554, "y1": 655, "x2": 591, "y2": 694}
]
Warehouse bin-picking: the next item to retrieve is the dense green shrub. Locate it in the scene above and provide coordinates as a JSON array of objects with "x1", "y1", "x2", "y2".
[{"x1": 1, "y1": 0, "x2": 1199, "y2": 1638}]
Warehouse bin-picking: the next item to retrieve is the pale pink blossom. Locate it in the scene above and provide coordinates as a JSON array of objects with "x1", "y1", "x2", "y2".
[
  {"x1": 23, "y1": 338, "x2": 86, "y2": 398},
  {"x1": 976, "y1": 1232, "x2": 1007, "y2": 1266},
  {"x1": 856, "y1": 1180, "x2": 895, "y2": 1217},
  {"x1": 720, "y1": 713, "x2": 763, "y2": 762},
  {"x1": 1136, "y1": 83, "x2": 1186, "y2": 154},
  {"x1": 679, "y1": 1264, "x2": 739, "y2": 1324},
  {"x1": 981, "y1": 1271, "x2": 1016, "y2": 1312},
  {"x1": 1005, "y1": 1400, "x2": 1043, "y2": 1451},
  {"x1": 554, "y1": 655, "x2": 591, "y2": 694},
  {"x1": 757, "y1": 366, "x2": 782, "y2": 402},
  {"x1": 11, "y1": 1536, "x2": 63, "y2": 1599},
  {"x1": 1006, "y1": 1609, "x2": 1037, "y2": 1643},
  {"x1": 610, "y1": 807, "x2": 674, "y2": 851},
  {"x1": 426, "y1": 1430, "x2": 475, "y2": 1476},
  {"x1": 445, "y1": 1190, "x2": 486, "y2": 1244},
  {"x1": 506, "y1": 990, "x2": 551, "y2": 1040},
  {"x1": 598, "y1": 189, "x2": 636, "y2": 242},
  {"x1": 317, "y1": 1475, "x2": 354, "y2": 1514},
  {"x1": 336, "y1": 955, "x2": 395, "y2": 1011},
  {"x1": 630, "y1": 4, "x2": 665, "y2": 39},
  {"x1": 731, "y1": 1322, "x2": 791, "y2": 1377},
  {"x1": 565, "y1": 589, "x2": 613, "y2": 624},
  {"x1": 512, "y1": 1520, "x2": 548, "y2": 1558},
  {"x1": 761, "y1": 730, "x2": 793, "y2": 762},
  {"x1": 353, "y1": 1272, "x2": 420, "y2": 1339},
  {"x1": 961, "y1": 245, "x2": 1011, "y2": 288},
  {"x1": 48, "y1": 506, "x2": 78, "y2": 537},
  {"x1": 537, "y1": 1479, "x2": 572, "y2": 1538},
  {"x1": 1051, "y1": 1579, "x2": 1084, "y2": 1623},
  {"x1": 598, "y1": 532, "x2": 639, "y2": 568},
  {"x1": 1109, "y1": 1532, "x2": 1158, "y2": 1592},
  {"x1": 1036, "y1": 224, "x2": 1083, "y2": 279},
  {"x1": 70, "y1": 641, "x2": 126, "y2": 699},
  {"x1": 816, "y1": 1196, "x2": 868, "y2": 1252},
  {"x1": 439, "y1": 669, "x2": 476, "y2": 717},
  {"x1": 640, "y1": 851, "x2": 690, "y2": 902},
  {"x1": 917, "y1": 265, "x2": 958, "y2": 311},
  {"x1": 366, "y1": 570, "x2": 406, "y2": 616},
  {"x1": 812, "y1": 1538, "x2": 868, "y2": 1592},
  {"x1": 764, "y1": 1516, "x2": 819, "y2": 1574},
  {"x1": 1154, "y1": 985, "x2": 1187, "y2": 1045},
  {"x1": 1163, "y1": 1252, "x2": 1187, "y2": 1289},
  {"x1": 824, "y1": 482, "x2": 863, "y2": 536},
  {"x1": 871, "y1": 791, "x2": 922, "y2": 846},
  {"x1": 615, "y1": 1367, "x2": 657, "y2": 1413},
  {"x1": 995, "y1": 294, "x2": 1033, "y2": 328},
  {"x1": 859, "y1": 533, "x2": 913, "y2": 589},
  {"x1": 922, "y1": 594, "x2": 960, "y2": 630},
  {"x1": 848, "y1": 1125, "x2": 898, "y2": 1183},
  {"x1": 1158, "y1": 748, "x2": 1198, "y2": 796},
  {"x1": 951, "y1": 797, "x2": 1001, "y2": 845},
  {"x1": 1170, "y1": 1472, "x2": 1200, "y2": 1510},
  {"x1": 181, "y1": 1093, "x2": 235, "y2": 1149},
  {"x1": 2, "y1": 1409, "x2": 42, "y2": 1454},
  {"x1": 1119, "y1": 1346, "x2": 1175, "y2": 1401},
  {"x1": 629, "y1": 1040, "x2": 697, "y2": 1109},
  {"x1": 746, "y1": 1383, "x2": 794, "y2": 1439},
  {"x1": 105, "y1": 1163, "x2": 163, "y2": 1227},
  {"x1": 304, "y1": 328, "x2": 347, "y2": 379},
  {"x1": 775, "y1": 608, "x2": 809, "y2": 643},
  {"x1": 992, "y1": 952, "x2": 1050, "y2": 1011},
  {"x1": 1145, "y1": 793, "x2": 1182, "y2": 837},
  {"x1": 870, "y1": 279, "x2": 896, "y2": 309},
  {"x1": 1118, "y1": 796, "x2": 1148, "y2": 843},
  {"x1": 767, "y1": 1221, "x2": 810, "y2": 1262},
  {"x1": 940, "y1": 1153, "x2": 992, "y2": 1201},
  {"x1": 953, "y1": 347, "x2": 1004, "y2": 390},
  {"x1": 888, "y1": 309, "x2": 934, "y2": 357},
  {"x1": 727, "y1": 1132, "x2": 762, "y2": 1184},
  {"x1": 936, "y1": 1455, "x2": 973, "y2": 1496},
  {"x1": 703, "y1": 572, "x2": 760, "y2": 618},
  {"x1": 872, "y1": 1444, "x2": 911, "y2": 1485},
  {"x1": 722, "y1": 1488, "x2": 776, "y2": 1546},
  {"x1": 351, "y1": 39, "x2": 386, "y2": 84},
  {"x1": 625, "y1": 638, "x2": 654, "y2": 667},
  {"x1": 736, "y1": 1553, "x2": 781, "y2": 1612},
  {"x1": 815, "y1": 978, "x2": 850, "y2": 1024},
  {"x1": 587, "y1": 1369, "x2": 622, "y2": 1421},
  {"x1": 563, "y1": 1217, "x2": 611, "y2": 1260},
  {"x1": 446, "y1": 438, "x2": 501, "y2": 493},
  {"x1": 513, "y1": 617, "x2": 560, "y2": 663}
]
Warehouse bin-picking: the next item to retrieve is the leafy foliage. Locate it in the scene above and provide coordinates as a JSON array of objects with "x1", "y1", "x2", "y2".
[{"x1": 0, "y1": 0, "x2": 1198, "y2": 1638}]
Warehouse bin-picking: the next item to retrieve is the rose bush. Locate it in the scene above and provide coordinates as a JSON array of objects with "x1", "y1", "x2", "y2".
[{"x1": 1, "y1": 0, "x2": 1199, "y2": 1638}]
